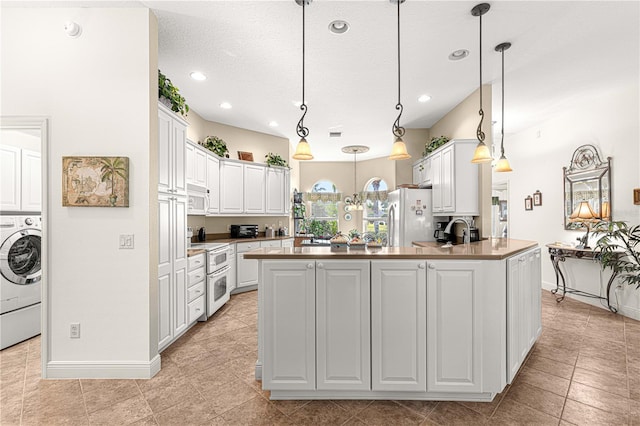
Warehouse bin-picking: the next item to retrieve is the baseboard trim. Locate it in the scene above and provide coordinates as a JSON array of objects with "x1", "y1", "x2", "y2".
[{"x1": 45, "y1": 355, "x2": 161, "y2": 379}]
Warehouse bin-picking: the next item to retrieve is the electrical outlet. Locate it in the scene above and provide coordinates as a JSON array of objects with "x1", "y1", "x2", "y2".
[{"x1": 70, "y1": 323, "x2": 80, "y2": 338}]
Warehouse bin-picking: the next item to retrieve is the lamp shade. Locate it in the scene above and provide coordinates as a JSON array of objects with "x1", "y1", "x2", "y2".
[
  {"x1": 292, "y1": 137, "x2": 313, "y2": 160},
  {"x1": 494, "y1": 155, "x2": 513, "y2": 172},
  {"x1": 388, "y1": 137, "x2": 411, "y2": 160},
  {"x1": 570, "y1": 201, "x2": 597, "y2": 220},
  {"x1": 471, "y1": 141, "x2": 492, "y2": 163},
  {"x1": 601, "y1": 201, "x2": 610, "y2": 219}
]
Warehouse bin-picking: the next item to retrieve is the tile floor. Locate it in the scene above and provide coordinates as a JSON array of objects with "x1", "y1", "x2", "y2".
[{"x1": 1, "y1": 290, "x2": 639, "y2": 425}]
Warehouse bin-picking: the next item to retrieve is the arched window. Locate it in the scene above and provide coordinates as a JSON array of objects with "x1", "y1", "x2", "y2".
[
  {"x1": 306, "y1": 180, "x2": 340, "y2": 238},
  {"x1": 362, "y1": 178, "x2": 389, "y2": 245}
]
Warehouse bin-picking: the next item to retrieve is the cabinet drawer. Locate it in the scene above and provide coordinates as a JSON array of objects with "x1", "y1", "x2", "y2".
[
  {"x1": 188, "y1": 295, "x2": 205, "y2": 324},
  {"x1": 237, "y1": 242, "x2": 259, "y2": 253},
  {"x1": 187, "y1": 281, "x2": 205, "y2": 303},
  {"x1": 188, "y1": 253, "x2": 206, "y2": 271},
  {"x1": 260, "y1": 240, "x2": 281, "y2": 248},
  {"x1": 188, "y1": 268, "x2": 206, "y2": 287}
]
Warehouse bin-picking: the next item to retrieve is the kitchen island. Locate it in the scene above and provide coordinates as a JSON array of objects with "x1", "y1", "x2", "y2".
[{"x1": 245, "y1": 238, "x2": 541, "y2": 402}]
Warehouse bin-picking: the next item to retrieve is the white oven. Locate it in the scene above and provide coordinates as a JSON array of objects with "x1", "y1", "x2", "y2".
[{"x1": 192, "y1": 242, "x2": 231, "y2": 318}]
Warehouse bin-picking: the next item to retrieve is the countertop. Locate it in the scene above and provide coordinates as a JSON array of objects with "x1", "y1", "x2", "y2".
[
  {"x1": 187, "y1": 248, "x2": 206, "y2": 257},
  {"x1": 192, "y1": 235, "x2": 294, "y2": 245},
  {"x1": 243, "y1": 238, "x2": 538, "y2": 260}
]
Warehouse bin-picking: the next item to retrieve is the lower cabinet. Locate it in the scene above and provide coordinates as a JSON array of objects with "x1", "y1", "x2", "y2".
[
  {"x1": 507, "y1": 247, "x2": 542, "y2": 383},
  {"x1": 236, "y1": 241, "x2": 261, "y2": 289},
  {"x1": 371, "y1": 260, "x2": 427, "y2": 392},
  {"x1": 317, "y1": 260, "x2": 370, "y2": 391},
  {"x1": 426, "y1": 260, "x2": 483, "y2": 393},
  {"x1": 263, "y1": 260, "x2": 316, "y2": 390}
]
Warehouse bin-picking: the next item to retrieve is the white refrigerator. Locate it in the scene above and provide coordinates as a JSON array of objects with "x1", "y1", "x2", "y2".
[{"x1": 388, "y1": 188, "x2": 435, "y2": 247}]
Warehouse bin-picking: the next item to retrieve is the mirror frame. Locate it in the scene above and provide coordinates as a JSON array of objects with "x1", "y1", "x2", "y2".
[{"x1": 563, "y1": 144, "x2": 612, "y2": 230}]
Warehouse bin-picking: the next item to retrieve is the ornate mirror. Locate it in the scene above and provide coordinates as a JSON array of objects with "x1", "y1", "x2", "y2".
[{"x1": 563, "y1": 145, "x2": 612, "y2": 230}]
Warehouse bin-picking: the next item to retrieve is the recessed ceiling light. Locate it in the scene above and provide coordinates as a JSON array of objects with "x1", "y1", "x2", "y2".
[
  {"x1": 269, "y1": 121, "x2": 279, "y2": 127},
  {"x1": 328, "y1": 20, "x2": 349, "y2": 34},
  {"x1": 190, "y1": 71, "x2": 206, "y2": 81},
  {"x1": 418, "y1": 94, "x2": 432, "y2": 103},
  {"x1": 220, "y1": 102, "x2": 232, "y2": 109},
  {"x1": 448, "y1": 49, "x2": 469, "y2": 61}
]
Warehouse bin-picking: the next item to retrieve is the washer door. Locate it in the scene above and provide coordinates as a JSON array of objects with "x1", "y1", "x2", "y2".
[{"x1": 0, "y1": 229, "x2": 41, "y2": 285}]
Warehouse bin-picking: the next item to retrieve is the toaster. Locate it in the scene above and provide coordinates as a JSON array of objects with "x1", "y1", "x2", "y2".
[{"x1": 230, "y1": 224, "x2": 259, "y2": 238}]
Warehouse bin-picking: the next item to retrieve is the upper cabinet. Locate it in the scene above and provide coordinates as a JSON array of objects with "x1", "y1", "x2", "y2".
[
  {"x1": 0, "y1": 145, "x2": 41, "y2": 212},
  {"x1": 158, "y1": 103, "x2": 188, "y2": 196},
  {"x1": 219, "y1": 160, "x2": 244, "y2": 214},
  {"x1": 243, "y1": 163, "x2": 266, "y2": 214},
  {"x1": 412, "y1": 157, "x2": 432, "y2": 188},
  {"x1": 428, "y1": 139, "x2": 479, "y2": 216},
  {"x1": 185, "y1": 139, "x2": 207, "y2": 189}
]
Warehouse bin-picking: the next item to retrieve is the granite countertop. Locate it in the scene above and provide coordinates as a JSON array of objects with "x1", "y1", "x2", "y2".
[
  {"x1": 187, "y1": 248, "x2": 206, "y2": 257},
  {"x1": 243, "y1": 238, "x2": 537, "y2": 260},
  {"x1": 193, "y1": 235, "x2": 294, "y2": 245}
]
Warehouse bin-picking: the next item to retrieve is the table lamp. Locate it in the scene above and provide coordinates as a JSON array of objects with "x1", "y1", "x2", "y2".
[{"x1": 570, "y1": 201, "x2": 597, "y2": 249}]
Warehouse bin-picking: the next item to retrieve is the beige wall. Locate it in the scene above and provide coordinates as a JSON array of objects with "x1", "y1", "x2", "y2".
[{"x1": 429, "y1": 85, "x2": 493, "y2": 237}]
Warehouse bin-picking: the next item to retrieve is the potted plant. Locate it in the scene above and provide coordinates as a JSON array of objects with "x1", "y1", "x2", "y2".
[
  {"x1": 158, "y1": 70, "x2": 189, "y2": 117},
  {"x1": 423, "y1": 135, "x2": 451, "y2": 157},
  {"x1": 265, "y1": 152, "x2": 289, "y2": 168},
  {"x1": 593, "y1": 220, "x2": 640, "y2": 289},
  {"x1": 202, "y1": 136, "x2": 229, "y2": 158}
]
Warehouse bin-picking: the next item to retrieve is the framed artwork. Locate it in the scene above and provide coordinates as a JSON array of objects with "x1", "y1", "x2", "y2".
[
  {"x1": 238, "y1": 151, "x2": 254, "y2": 161},
  {"x1": 634, "y1": 188, "x2": 640, "y2": 205},
  {"x1": 524, "y1": 196, "x2": 533, "y2": 211},
  {"x1": 499, "y1": 200, "x2": 508, "y2": 221},
  {"x1": 533, "y1": 190, "x2": 543, "y2": 206},
  {"x1": 62, "y1": 156, "x2": 129, "y2": 207}
]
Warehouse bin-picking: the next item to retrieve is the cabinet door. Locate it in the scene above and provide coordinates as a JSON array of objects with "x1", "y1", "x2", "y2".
[
  {"x1": 0, "y1": 145, "x2": 21, "y2": 211},
  {"x1": 412, "y1": 162, "x2": 421, "y2": 186},
  {"x1": 281, "y1": 239, "x2": 294, "y2": 248},
  {"x1": 158, "y1": 273, "x2": 172, "y2": 351},
  {"x1": 21, "y1": 150, "x2": 41, "y2": 212},
  {"x1": 173, "y1": 259, "x2": 188, "y2": 337},
  {"x1": 422, "y1": 157, "x2": 432, "y2": 186},
  {"x1": 531, "y1": 249, "x2": 542, "y2": 344},
  {"x1": 265, "y1": 167, "x2": 285, "y2": 214},
  {"x1": 427, "y1": 260, "x2": 482, "y2": 393},
  {"x1": 185, "y1": 141, "x2": 196, "y2": 185},
  {"x1": 371, "y1": 260, "x2": 426, "y2": 391},
  {"x1": 431, "y1": 152, "x2": 443, "y2": 212},
  {"x1": 219, "y1": 161, "x2": 244, "y2": 213},
  {"x1": 157, "y1": 109, "x2": 173, "y2": 194},
  {"x1": 237, "y1": 252, "x2": 259, "y2": 288},
  {"x1": 316, "y1": 260, "x2": 370, "y2": 391},
  {"x1": 172, "y1": 121, "x2": 187, "y2": 196},
  {"x1": 440, "y1": 145, "x2": 455, "y2": 212},
  {"x1": 194, "y1": 148, "x2": 207, "y2": 188},
  {"x1": 244, "y1": 164, "x2": 266, "y2": 214},
  {"x1": 206, "y1": 155, "x2": 220, "y2": 214},
  {"x1": 283, "y1": 169, "x2": 291, "y2": 215},
  {"x1": 263, "y1": 260, "x2": 316, "y2": 390}
]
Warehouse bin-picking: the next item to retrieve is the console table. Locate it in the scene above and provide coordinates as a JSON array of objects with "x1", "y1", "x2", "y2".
[{"x1": 545, "y1": 244, "x2": 618, "y2": 313}]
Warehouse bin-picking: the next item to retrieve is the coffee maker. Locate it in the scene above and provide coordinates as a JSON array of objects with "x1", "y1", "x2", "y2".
[{"x1": 434, "y1": 221, "x2": 450, "y2": 243}]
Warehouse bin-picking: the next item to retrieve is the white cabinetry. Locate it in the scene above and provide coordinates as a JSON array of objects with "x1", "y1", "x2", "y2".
[
  {"x1": 265, "y1": 167, "x2": 286, "y2": 214},
  {"x1": 263, "y1": 260, "x2": 316, "y2": 390},
  {"x1": 158, "y1": 193, "x2": 188, "y2": 351},
  {"x1": 236, "y1": 241, "x2": 262, "y2": 289},
  {"x1": 0, "y1": 146, "x2": 41, "y2": 212},
  {"x1": 244, "y1": 164, "x2": 266, "y2": 214},
  {"x1": 371, "y1": 260, "x2": 427, "y2": 391},
  {"x1": 158, "y1": 103, "x2": 187, "y2": 196},
  {"x1": 412, "y1": 157, "x2": 431, "y2": 188},
  {"x1": 187, "y1": 253, "x2": 206, "y2": 324},
  {"x1": 316, "y1": 260, "x2": 370, "y2": 390},
  {"x1": 227, "y1": 244, "x2": 237, "y2": 292},
  {"x1": 507, "y1": 248, "x2": 542, "y2": 383},
  {"x1": 185, "y1": 140, "x2": 207, "y2": 189},
  {"x1": 427, "y1": 139, "x2": 478, "y2": 216},
  {"x1": 281, "y1": 238, "x2": 294, "y2": 248},
  {"x1": 206, "y1": 154, "x2": 220, "y2": 214},
  {"x1": 426, "y1": 260, "x2": 483, "y2": 393},
  {"x1": 219, "y1": 160, "x2": 244, "y2": 214}
]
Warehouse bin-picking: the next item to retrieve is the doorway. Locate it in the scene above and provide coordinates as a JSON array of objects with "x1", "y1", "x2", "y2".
[{"x1": 492, "y1": 181, "x2": 509, "y2": 238}]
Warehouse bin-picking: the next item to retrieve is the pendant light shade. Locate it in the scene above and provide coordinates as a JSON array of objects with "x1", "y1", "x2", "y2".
[
  {"x1": 388, "y1": 0, "x2": 411, "y2": 161},
  {"x1": 494, "y1": 41, "x2": 513, "y2": 172},
  {"x1": 470, "y1": 3, "x2": 492, "y2": 164},
  {"x1": 293, "y1": 0, "x2": 313, "y2": 161},
  {"x1": 293, "y1": 137, "x2": 313, "y2": 160}
]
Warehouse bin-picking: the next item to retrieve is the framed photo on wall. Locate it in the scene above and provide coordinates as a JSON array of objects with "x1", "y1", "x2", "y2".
[
  {"x1": 62, "y1": 156, "x2": 129, "y2": 207},
  {"x1": 525, "y1": 196, "x2": 533, "y2": 211},
  {"x1": 499, "y1": 200, "x2": 508, "y2": 221},
  {"x1": 533, "y1": 190, "x2": 542, "y2": 206}
]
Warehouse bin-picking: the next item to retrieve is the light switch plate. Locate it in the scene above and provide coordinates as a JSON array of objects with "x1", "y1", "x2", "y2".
[{"x1": 119, "y1": 234, "x2": 134, "y2": 249}]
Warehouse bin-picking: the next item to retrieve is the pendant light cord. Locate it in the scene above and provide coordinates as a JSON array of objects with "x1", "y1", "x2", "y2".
[
  {"x1": 392, "y1": 0, "x2": 405, "y2": 138},
  {"x1": 296, "y1": 0, "x2": 309, "y2": 139},
  {"x1": 476, "y1": 11, "x2": 485, "y2": 144},
  {"x1": 500, "y1": 46, "x2": 505, "y2": 157}
]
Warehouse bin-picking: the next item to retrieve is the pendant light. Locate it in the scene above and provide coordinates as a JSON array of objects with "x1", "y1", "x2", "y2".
[
  {"x1": 494, "y1": 42, "x2": 513, "y2": 172},
  {"x1": 342, "y1": 145, "x2": 369, "y2": 211},
  {"x1": 388, "y1": 0, "x2": 411, "y2": 161},
  {"x1": 292, "y1": 0, "x2": 313, "y2": 160},
  {"x1": 470, "y1": 3, "x2": 493, "y2": 164}
]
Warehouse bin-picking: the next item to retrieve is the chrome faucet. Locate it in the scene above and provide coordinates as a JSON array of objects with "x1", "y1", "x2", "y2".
[{"x1": 443, "y1": 218, "x2": 471, "y2": 246}]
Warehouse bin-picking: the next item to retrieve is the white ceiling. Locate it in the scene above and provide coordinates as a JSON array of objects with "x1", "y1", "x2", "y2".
[{"x1": 15, "y1": 1, "x2": 639, "y2": 161}]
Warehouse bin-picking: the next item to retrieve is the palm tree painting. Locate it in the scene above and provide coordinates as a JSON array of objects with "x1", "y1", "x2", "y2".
[
  {"x1": 100, "y1": 157, "x2": 128, "y2": 206},
  {"x1": 62, "y1": 156, "x2": 129, "y2": 207}
]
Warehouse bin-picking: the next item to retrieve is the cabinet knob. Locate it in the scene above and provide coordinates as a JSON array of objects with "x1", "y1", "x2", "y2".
[
  {"x1": 306, "y1": 263, "x2": 314, "y2": 269},
  {"x1": 428, "y1": 264, "x2": 435, "y2": 269},
  {"x1": 196, "y1": 308, "x2": 201, "y2": 312},
  {"x1": 519, "y1": 257, "x2": 526, "y2": 262},
  {"x1": 418, "y1": 263, "x2": 426, "y2": 269},
  {"x1": 317, "y1": 263, "x2": 324, "y2": 269}
]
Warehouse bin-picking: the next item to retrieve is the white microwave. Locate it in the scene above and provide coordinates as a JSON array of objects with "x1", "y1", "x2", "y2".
[{"x1": 187, "y1": 186, "x2": 207, "y2": 215}]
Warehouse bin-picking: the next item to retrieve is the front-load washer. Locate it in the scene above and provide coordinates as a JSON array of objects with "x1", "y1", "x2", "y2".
[{"x1": 0, "y1": 215, "x2": 42, "y2": 349}]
